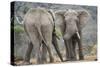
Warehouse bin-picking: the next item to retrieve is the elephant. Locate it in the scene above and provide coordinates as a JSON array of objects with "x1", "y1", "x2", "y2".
[
  {"x1": 54, "y1": 9, "x2": 90, "y2": 61},
  {"x1": 22, "y1": 7, "x2": 63, "y2": 64}
]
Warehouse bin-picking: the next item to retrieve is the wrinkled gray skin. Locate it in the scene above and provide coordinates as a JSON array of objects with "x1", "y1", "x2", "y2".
[
  {"x1": 23, "y1": 8, "x2": 63, "y2": 64},
  {"x1": 23, "y1": 8, "x2": 54, "y2": 64},
  {"x1": 55, "y1": 9, "x2": 90, "y2": 61}
]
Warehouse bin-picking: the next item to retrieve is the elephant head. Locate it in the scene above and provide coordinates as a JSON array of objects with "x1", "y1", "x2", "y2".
[{"x1": 55, "y1": 9, "x2": 90, "y2": 40}]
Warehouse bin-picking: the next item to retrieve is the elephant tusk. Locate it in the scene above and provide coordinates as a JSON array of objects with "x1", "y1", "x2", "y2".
[{"x1": 76, "y1": 32, "x2": 80, "y2": 39}]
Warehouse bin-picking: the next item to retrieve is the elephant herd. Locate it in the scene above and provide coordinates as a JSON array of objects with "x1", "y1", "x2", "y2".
[{"x1": 22, "y1": 7, "x2": 90, "y2": 64}]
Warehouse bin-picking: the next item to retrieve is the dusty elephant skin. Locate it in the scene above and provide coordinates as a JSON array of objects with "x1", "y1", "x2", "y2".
[
  {"x1": 23, "y1": 8, "x2": 54, "y2": 64},
  {"x1": 55, "y1": 9, "x2": 90, "y2": 61},
  {"x1": 23, "y1": 7, "x2": 63, "y2": 64}
]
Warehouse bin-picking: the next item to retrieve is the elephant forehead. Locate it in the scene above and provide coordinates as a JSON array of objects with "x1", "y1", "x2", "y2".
[
  {"x1": 65, "y1": 16, "x2": 78, "y2": 21},
  {"x1": 65, "y1": 10, "x2": 78, "y2": 16},
  {"x1": 67, "y1": 9, "x2": 77, "y2": 13}
]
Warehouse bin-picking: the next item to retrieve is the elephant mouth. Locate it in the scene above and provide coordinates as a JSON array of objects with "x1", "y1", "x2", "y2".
[
  {"x1": 63, "y1": 32, "x2": 80, "y2": 40},
  {"x1": 63, "y1": 33, "x2": 71, "y2": 40}
]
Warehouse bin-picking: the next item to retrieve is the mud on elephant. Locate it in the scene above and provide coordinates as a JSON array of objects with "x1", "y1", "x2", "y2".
[{"x1": 55, "y1": 9, "x2": 90, "y2": 61}]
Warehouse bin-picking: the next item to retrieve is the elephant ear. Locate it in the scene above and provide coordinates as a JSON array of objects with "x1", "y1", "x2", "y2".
[
  {"x1": 77, "y1": 10, "x2": 90, "y2": 29},
  {"x1": 55, "y1": 10, "x2": 67, "y2": 35},
  {"x1": 55, "y1": 10, "x2": 66, "y2": 15},
  {"x1": 48, "y1": 9, "x2": 55, "y2": 21}
]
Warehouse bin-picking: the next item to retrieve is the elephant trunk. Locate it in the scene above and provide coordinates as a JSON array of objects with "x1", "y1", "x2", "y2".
[
  {"x1": 52, "y1": 33, "x2": 63, "y2": 62},
  {"x1": 63, "y1": 33, "x2": 71, "y2": 41},
  {"x1": 63, "y1": 31, "x2": 80, "y2": 41},
  {"x1": 52, "y1": 25, "x2": 63, "y2": 62}
]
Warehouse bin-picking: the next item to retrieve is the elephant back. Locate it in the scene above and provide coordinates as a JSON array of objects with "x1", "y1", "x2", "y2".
[{"x1": 23, "y1": 7, "x2": 54, "y2": 26}]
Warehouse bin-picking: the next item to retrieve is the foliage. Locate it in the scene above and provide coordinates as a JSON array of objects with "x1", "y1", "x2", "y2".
[
  {"x1": 55, "y1": 28, "x2": 62, "y2": 38},
  {"x1": 14, "y1": 25, "x2": 24, "y2": 33}
]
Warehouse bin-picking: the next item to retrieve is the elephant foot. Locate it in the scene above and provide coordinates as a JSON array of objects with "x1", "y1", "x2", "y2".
[
  {"x1": 42, "y1": 60, "x2": 47, "y2": 64},
  {"x1": 63, "y1": 60, "x2": 70, "y2": 62},
  {"x1": 50, "y1": 58, "x2": 54, "y2": 63},
  {"x1": 70, "y1": 59, "x2": 77, "y2": 61},
  {"x1": 21, "y1": 61, "x2": 32, "y2": 65},
  {"x1": 79, "y1": 56, "x2": 84, "y2": 60},
  {"x1": 63, "y1": 59, "x2": 77, "y2": 62},
  {"x1": 66, "y1": 57, "x2": 77, "y2": 61},
  {"x1": 94, "y1": 59, "x2": 97, "y2": 61}
]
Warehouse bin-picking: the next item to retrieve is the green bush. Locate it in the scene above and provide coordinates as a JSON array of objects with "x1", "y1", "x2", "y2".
[
  {"x1": 55, "y1": 28, "x2": 62, "y2": 38},
  {"x1": 14, "y1": 25, "x2": 24, "y2": 33}
]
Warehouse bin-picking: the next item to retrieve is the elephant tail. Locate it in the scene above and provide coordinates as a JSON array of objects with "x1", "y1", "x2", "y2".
[{"x1": 36, "y1": 26, "x2": 48, "y2": 47}]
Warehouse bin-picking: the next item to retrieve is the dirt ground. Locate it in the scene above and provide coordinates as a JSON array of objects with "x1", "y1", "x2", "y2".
[{"x1": 14, "y1": 55, "x2": 97, "y2": 65}]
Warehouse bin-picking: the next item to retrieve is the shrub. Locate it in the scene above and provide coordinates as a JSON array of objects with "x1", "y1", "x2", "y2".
[{"x1": 14, "y1": 25, "x2": 24, "y2": 33}]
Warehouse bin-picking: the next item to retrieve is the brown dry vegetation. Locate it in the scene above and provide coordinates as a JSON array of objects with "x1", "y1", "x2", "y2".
[{"x1": 14, "y1": 55, "x2": 97, "y2": 65}]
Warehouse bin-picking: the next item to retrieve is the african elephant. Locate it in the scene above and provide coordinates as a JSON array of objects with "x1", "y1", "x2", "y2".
[
  {"x1": 23, "y1": 7, "x2": 63, "y2": 64},
  {"x1": 55, "y1": 9, "x2": 90, "y2": 61}
]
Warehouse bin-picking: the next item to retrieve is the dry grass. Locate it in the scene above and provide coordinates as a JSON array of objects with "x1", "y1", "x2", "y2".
[
  {"x1": 14, "y1": 55, "x2": 97, "y2": 65},
  {"x1": 84, "y1": 55, "x2": 97, "y2": 61}
]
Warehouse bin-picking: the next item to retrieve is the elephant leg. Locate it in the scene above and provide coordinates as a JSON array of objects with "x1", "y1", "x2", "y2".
[
  {"x1": 26, "y1": 27, "x2": 43, "y2": 64},
  {"x1": 78, "y1": 31, "x2": 84, "y2": 60},
  {"x1": 31, "y1": 42, "x2": 42, "y2": 64},
  {"x1": 68, "y1": 38, "x2": 76, "y2": 61},
  {"x1": 64, "y1": 39, "x2": 71, "y2": 61},
  {"x1": 41, "y1": 25, "x2": 54, "y2": 63},
  {"x1": 42, "y1": 41, "x2": 54, "y2": 63},
  {"x1": 78, "y1": 39, "x2": 84, "y2": 60},
  {"x1": 24, "y1": 41, "x2": 33, "y2": 64},
  {"x1": 28, "y1": 41, "x2": 42, "y2": 64},
  {"x1": 71, "y1": 37, "x2": 77, "y2": 60},
  {"x1": 72, "y1": 41, "x2": 77, "y2": 60},
  {"x1": 47, "y1": 45, "x2": 54, "y2": 63},
  {"x1": 41, "y1": 43, "x2": 47, "y2": 63},
  {"x1": 37, "y1": 45, "x2": 43, "y2": 64},
  {"x1": 31, "y1": 39, "x2": 42, "y2": 64},
  {"x1": 52, "y1": 33, "x2": 63, "y2": 62},
  {"x1": 64, "y1": 38, "x2": 76, "y2": 61}
]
